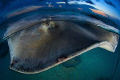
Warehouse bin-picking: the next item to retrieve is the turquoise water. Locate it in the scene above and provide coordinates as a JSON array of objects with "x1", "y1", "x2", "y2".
[{"x1": 0, "y1": 39, "x2": 120, "y2": 80}]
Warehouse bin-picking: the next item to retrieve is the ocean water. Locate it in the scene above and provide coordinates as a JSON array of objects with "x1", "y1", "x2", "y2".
[{"x1": 0, "y1": 0, "x2": 120, "y2": 80}]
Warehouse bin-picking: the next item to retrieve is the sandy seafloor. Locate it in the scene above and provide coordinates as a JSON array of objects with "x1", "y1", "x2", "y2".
[{"x1": 0, "y1": 39, "x2": 120, "y2": 80}]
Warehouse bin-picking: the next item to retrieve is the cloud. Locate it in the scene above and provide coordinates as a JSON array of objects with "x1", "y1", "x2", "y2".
[{"x1": 90, "y1": 8, "x2": 108, "y2": 17}]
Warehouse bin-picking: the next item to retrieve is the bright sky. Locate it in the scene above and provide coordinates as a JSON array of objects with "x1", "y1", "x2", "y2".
[{"x1": 91, "y1": 0, "x2": 120, "y2": 20}]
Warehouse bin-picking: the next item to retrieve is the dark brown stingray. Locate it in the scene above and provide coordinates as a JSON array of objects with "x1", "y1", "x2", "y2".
[{"x1": 7, "y1": 21, "x2": 118, "y2": 74}]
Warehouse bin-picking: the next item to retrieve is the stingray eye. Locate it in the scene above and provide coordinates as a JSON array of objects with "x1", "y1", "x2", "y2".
[
  {"x1": 42, "y1": 21, "x2": 59, "y2": 29},
  {"x1": 38, "y1": 21, "x2": 59, "y2": 33},
  {"x1": 48, "y1": 21, "x2": 57, "y2": 29}
]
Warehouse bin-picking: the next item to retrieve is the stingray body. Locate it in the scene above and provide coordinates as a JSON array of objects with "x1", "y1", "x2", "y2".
[
  {"x1": 6, "y1": 20, "x2": 119, "y2": 74},
  {"x1": 0, "y1": 0, "x2": 120, "y2": 74}
]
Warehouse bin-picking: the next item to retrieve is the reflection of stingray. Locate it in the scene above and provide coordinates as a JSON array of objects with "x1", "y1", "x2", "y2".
[{"x1": 4, "y1": 19, "x2": 119, "y2": 74}]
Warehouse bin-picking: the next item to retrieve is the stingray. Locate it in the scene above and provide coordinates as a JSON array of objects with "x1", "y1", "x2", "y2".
[{"x1": 0, "y1": 16, "x2": 119, "y2": 74}]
